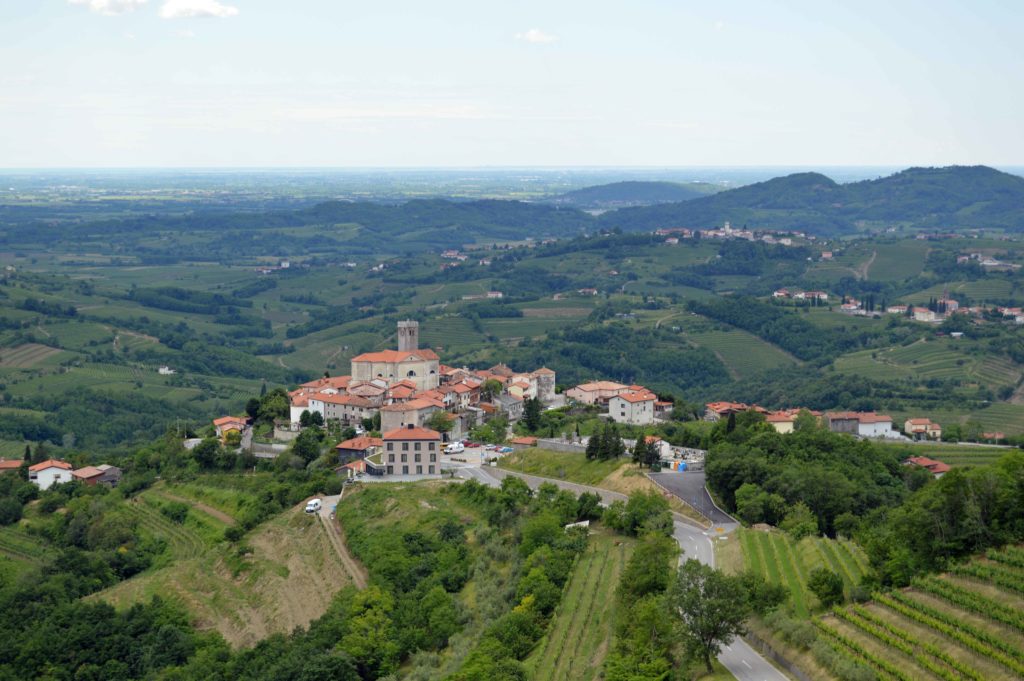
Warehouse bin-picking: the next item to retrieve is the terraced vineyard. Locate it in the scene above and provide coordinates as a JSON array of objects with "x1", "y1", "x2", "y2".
[
  {"x1": 0, "y1": 343, "x2": 66, "y2": 368},
  {"x1": 877, "y1": 442, "x2": 1011, "y2": 467},
  {"x1": 525, "y1": 530, "x2": 633, "y2": 681},
  {"x1": 867, "y1": 240, "x2": 931, "y2": 281},
  {"x1": 903, "y1": 279, "x2": 1017, "y2": 304},
  {"x1": 818, "y1": 546, "x2": 1024, "y2": 681},
  {"x1": 833, "y1": 339, "x2": 1020, "y2": 389},
  {"x1": 0, "y1": 524, "x2": 54, "y2": 566},
  {"x1": 683, "y1": 328, "x2": 798, "y2": 379},
  {"x1": 739, "y1": 529, "x2": 869, "y2": 616}
]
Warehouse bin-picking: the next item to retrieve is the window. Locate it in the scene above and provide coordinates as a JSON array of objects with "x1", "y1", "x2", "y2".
[
  {"x1": 414, "y1": 442, "x2": 421, "y2": 451},
  {"x1": 402, "y1": 442, "x2": 409, "y2": 451},
  {"x1": 386, "y1": 442, "x2": 394, "y2": 451},
  {"x1": 401, "y1": 453, "x2": 407, "y2": 463},
  {"x1": 428, "y1": 465, "x2": 435, "y2": 474},
  {"x1": 386, "y1": 465, "x2": 393, "y2": 474},
  {"x1": 429, "y1": 452, "x2": 436, "y2": 462},
  {"x1": 402, "y1": 465, "x2": 408, "y2": 475},
  {"x1": 428, "y1": 442, "x2": 436, "y2": 450},
  {"x1": 388, "y1": 453, "x2": 395, "y2": 463},
  {"x1": 416, "y1": 465, "x2": 422, "y2": 474},
  {"x1": 414, "y1": 452, "x2": 421, "y2": 462},
  {"x1": 407, "y1": 370, "x2": 417, "y2": 377}
]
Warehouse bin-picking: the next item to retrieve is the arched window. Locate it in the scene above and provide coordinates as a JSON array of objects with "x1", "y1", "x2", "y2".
[{"x1": 407, "y1": 370, "x2": 417, "y2": 377}]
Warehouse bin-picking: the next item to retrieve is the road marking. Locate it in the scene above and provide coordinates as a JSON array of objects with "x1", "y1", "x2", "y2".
[{"x1": 742, "y1": 660, "x2": 752, "y2": 669}]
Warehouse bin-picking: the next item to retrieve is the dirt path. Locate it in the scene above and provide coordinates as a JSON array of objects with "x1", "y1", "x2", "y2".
[
  {"x1": 654, "y1": 311, "x2": 682, "y2": 329},
  {"x1": 277, "y1": 356, "x2": 289, "y2": 368},
  {"x1": 856, "y1": 250, "x2": 877, "y2": 280},
  {"x1": 158, "y1": 491, "x2": 238, "y2": 526},
  {"x1": 317, "y1": 493, "x2": 368, "y2": 588}
]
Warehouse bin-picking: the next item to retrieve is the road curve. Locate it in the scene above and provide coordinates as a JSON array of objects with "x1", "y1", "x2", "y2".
[{"x1": 457, "y1": 466, "x2": 788, "y2": 681}]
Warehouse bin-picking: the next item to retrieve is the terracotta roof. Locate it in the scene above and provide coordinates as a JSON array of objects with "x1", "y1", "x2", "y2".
[
  {"x1": 0, "y1": 459, "x2": 23, "y2": 471},
  {"x1": 388, "y1": 385, "x2": 416, "y2": 399},
  {"x1": 300, "y1": 375, "x2": 352, "y2": 390},
  {"x1": 615, "y1": 390, "x2": 656, "y2": 403},
  {"x1": 290, "y1": 395, "x2": 310, "y2": 408},
  {"x1": 29, "y1": 459, "x2": 72, "y2": 472},
  {"x1": 510, "y1": 436, "x2": 538, "y2": 445},
  {"x1": 316, "y1": 394, "x2": 374, "y2": 408},
  {"x1": 706, "y1": 401, "x2": 749, "y2": 413},
  {"x1": 351, "y1": 349, "x2": 440, "y2": 363},
  {"x1": 213, "y1": 416, "x2": 248, "y2": 428},
  {"x1": 512, "y1": 381, "x2": 530, "y2": 389},
  {"x1": 906, "y1": 456, "x2": 951, "y2": 474},
  {"x1": 73, "y1": 466, "x2": 104, "y2": 479},
  {"x1": 382, "y1": 426, "x2": 442, "y2": 441},
  {"x1": 572, "y1": 381, "x2": 627, "y2": 392},
  {"x1": 906, "y1": 418, "x2": 938, "y2": 426},
  {"x1": 766, "y1": 413, "x2": 796, "y2": 423},
  {"x1": 532, "y1": 367, "x2": 555, "y2": 375},
  {"x1": 379, "y1": 398, "x2": 439, "y2": 412},
  {"x1": 336, "y1": 436, "x2": 383, "y2": 451},
  {"x1": 451, "y1": 383, "x2": 472, "y2": 393},
  {"x1": 644, "y1": 435, "x2": 662, "y2": 444}
]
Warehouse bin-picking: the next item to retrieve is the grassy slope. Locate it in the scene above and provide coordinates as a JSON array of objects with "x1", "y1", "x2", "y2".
[
  {"x1": 833, "y1": 338, "x2": 1020, "y2": 388},
  {"x1": 525, "y1": 528, "x2": 633, "y2": 681},
  {"x1": 94, "y1": 487, "x2": 359, "y2": 647}
]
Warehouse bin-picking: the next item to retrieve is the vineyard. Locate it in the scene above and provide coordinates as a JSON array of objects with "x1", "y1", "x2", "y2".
[
  {"x1": 738, "y1": 529, "x2": 870, "y2": 616},
  {"x1": 818, "y1": 545, "x2": 1024, "y2": 681},
  {"x1": 525, "y1": 530, "x2": 633, "y2": 681}
]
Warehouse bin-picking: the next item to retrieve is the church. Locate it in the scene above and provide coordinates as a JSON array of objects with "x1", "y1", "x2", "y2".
[{"x1": 349, "y1": 320, "x2": 440, "y2": 392}]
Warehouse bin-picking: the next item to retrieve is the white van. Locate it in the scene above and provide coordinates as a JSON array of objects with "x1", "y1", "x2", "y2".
[
  {"x1": 445, "y1": 442, "x2": 465, "y2": 454},
  {"x1": 304, "y1": 498, "x2": 322, "y2": 514}
]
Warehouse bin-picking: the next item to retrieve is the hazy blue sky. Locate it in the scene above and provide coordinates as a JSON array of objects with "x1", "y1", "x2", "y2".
[{"x1": 1, "y1": 0, "x2": 1021, "y2": 167}]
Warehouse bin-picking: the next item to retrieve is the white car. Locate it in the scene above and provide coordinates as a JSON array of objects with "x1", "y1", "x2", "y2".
[
  {"x1": 445, "y1": 442, "x2": 465, "y2": 454},
  {"x1": 304, "y1": 498, "x2": 322, "y2": 514}
]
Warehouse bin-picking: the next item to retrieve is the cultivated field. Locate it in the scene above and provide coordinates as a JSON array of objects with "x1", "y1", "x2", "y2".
[
  {"x1": 867, "y1": 240, "x2": 930, "y2": 281},
  {"x1": 833, "y1": 338, "x2": 1020, "y2": 389},
  {"x1": 525, "y1": 529, "x2": 633, "y2": 681},
  {"x1": 0, "y1": 343, "x2": 65, "y2": 368},
  {"x1": 736, "y1": 528, "x2": 870, "y2": 617},
  {"x1": 818, "y1": 545, "x2": 1024, "y2": 681},
  {"x1": 876, "y1": 441, "x2": 1011, "y2": 467},
  {"x1": 683, "y1": 327, "x2": 799, "y2": 379}
]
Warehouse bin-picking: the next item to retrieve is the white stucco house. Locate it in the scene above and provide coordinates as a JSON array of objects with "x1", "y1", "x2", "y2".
[
  {"x1": 608, "y1": 390, "x2": 657, "y2": 425},
  {"x1": 28, "y1": 459, "x2": 73, "y2": 490}
]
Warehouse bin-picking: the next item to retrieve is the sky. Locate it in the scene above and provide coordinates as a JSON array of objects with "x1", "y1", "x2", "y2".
[{"x1": 0, "y1": 0, "x2": 1022, "y2": 167}]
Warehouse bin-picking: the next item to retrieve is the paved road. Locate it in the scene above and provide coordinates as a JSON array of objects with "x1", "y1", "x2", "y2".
[
  {"x1": 459, "y1": 466, "x2": 786, "y2": 681},
  {"x1": 648, "y1": 470, "x2": 738, "y2": 530}
]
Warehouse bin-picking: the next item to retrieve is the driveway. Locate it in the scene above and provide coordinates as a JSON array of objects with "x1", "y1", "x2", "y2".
[
  {"x1": 648, "y1": 470, "x2": 738, "y2": 530},
  {"x1": 460, "y1": 466, "x2": 786, "y2": 681}
]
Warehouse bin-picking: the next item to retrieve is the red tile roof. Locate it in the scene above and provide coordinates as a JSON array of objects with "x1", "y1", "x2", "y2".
[
  {"x1": 906, "y1": 456, "x2": 951, "y2": 475},
  {"x1": 510, "y1": 436, "x2": 538, "y2": 446},
  {"x1": 382, "y1": 426, "x2": 441, "y2": 441},
  {"x1": 351, "y1": 349, "x2": 439, "y2": 363},
  {"x1": 336, "y1": 436, "x2": 383, "y2": 451},
  {"x1": 827, "y1": 411, "x2": 892, "y2": 424},
  {"x1": 0, "y1": 459, "x2": 23, "y2": 471},
  {"x1": 615, "y1": 390, "x2": 656, "y2": 403},
  {"x1": 317, "y1": 394, "x2": 375, "y2": 407},
  {"x1": 28, "y1": 459, "x2": 72, "y2": 472},
  {"x1": 73, "y1": 466, "x2": 104, "y2": 480},
  {"x1": 380, "y1": 398, "x2": 440, "y2": 412}
]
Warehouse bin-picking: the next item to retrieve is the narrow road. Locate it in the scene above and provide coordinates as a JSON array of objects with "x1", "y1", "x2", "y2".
[
  {"x1": 458, "y1": 466, "x2": 787, "y2": 681},
  {"x1": 316, "y1": 491, "x2": 368, "y2": 589}
]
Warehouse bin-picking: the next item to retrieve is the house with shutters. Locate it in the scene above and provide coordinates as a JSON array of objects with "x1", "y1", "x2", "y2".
[{"x1": 365, "y1": 425, "x2": 442, "y2": 478}]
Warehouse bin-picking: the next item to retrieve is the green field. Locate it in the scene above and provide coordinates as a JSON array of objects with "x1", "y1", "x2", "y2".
[
  {"x1": 684, "y1": 327, "x2": 799, "y2": 379},
  {"x1": 876, "y1": 441, "x2": 1012, "y2": 467},
  {"x1": 498, "y1": 449, "x2": 625, "y2": 486},
  {"x1": 737, "y1": 528, "x2": 870, "y2": 617},
  {"x1": 818, "y1": 546, "x2": 1024, "y2": 681},
  {"x1": 526, "y1": 529, "x2": 633, "y2": 681},
  {"x1": 889, "y1": 402, "x2": 1024, "y2": 436},
  {"x1": 867, "y1": 240, "x2": 931, "y2": 281},
  {"x1": 833, "y1": 338, "x2": 1020, "y2": 389},
  {"x1": 902, "y1": 279, "x2": 1018, "y2": 304}
]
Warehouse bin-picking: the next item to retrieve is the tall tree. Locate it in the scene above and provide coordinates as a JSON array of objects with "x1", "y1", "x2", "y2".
[
  {"x1": 668, "y1": 559, "x2": 752, "y2": 673},
  {"x1": 523, "y1": 397, "x2": 542, "y2": 433},
  {"x1": 631, "y1": 434, "x2": 648, "y2": 467}
]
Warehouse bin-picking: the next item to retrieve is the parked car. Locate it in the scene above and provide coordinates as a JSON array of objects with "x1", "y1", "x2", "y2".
[
  {"x1": 304, "y1": 498, "x2": 322, "y2": 514},
  {"x1": 463, "y1": 441, "x2": 481, "y2": 448},
  {"x1": 499, "y1": 447, "x2": 513, "y2": 453},
  {"x1": 484, "y1": 444, "x2": 497, "y2": 451},
  {"x1": 445, "y1": 442, "x2": 465, "y2": 454}
]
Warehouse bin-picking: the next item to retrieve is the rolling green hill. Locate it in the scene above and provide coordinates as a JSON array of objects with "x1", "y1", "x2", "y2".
[
  {"x1": 548, "y1": 180, "x2": 715, "y2": 208},
  {"x1": 599, "y1": 165, "x2": 1024, "y2": 234}
]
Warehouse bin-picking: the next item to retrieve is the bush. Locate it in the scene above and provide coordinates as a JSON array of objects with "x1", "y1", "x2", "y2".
[
  {"x1": 0, "y1": 497, "x2": 22, "y2": 525},
  {"x1": 160, "y1": 501, "x2": 189, "y2": 524},
  {"x1": 224, "y1": 525, "x2": 244, "y2": 542},
  {"x1": 808, "y1": 567, "x2": 845, "y2": 608}
]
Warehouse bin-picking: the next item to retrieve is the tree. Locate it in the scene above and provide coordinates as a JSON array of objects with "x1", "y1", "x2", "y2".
[
  {"x1": 585, "y1": 433, "x2": 600, "y2": 460},
  {"x1": 224, "y1": 430, "x2": 242, "y2": 448},
  {"x1": 481, "y1": 379, "x2": 503, "y2": 401},
  {"x1": 780, "y1": 502, "x2": 819, "y2": 539},
  {"x1": 808, "y1": 567, "x2": 845, "y2": 608},
  {"x1": 245, "y1": 397, "x2": 260, "y2": 420},
  {"x1": 668, "y1": 559, "x2": 752, "y2": 673},
  {"x1": 292, "y1": 426, "x2": 323, "y2": 464},
  {"x1": 631, "y1": 435, "x2": 648, "y2": 467},
  {"x1": 23, "y1": 444, "x2": 30, "y2": 462},
  {"x1": 523, "y1": 398, "x2": 542, "y2": 433},
  {"x1": 425, "y1": 409, "x2": 454, "y2": 434},
  {"x1": 299, "y1": 410, "x2": 313, "y2": 428}
]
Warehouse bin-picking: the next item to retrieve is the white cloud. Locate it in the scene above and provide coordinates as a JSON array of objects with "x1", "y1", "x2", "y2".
[
  {"x1": 175, "y1": 29, "x2": 196, "y2": 38},
  {"x1": 515, "y1": 28, "x2": 558, "y2": 44},
  {"x1": 68, "y1": 0, "x2": 148, "y2": 15},
  {"x1": 159, "y1": 0, "x2": 239, "y2": 19}
]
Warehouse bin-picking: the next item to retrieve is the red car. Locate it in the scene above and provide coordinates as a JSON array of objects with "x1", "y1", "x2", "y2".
[{"x1": 462, "y1": 441, "x2": 481, "y2": 448}]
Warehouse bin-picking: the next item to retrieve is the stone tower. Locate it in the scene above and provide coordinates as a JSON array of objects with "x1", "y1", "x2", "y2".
[{"x1": 397, "y1": 320, "x2": 419, "y2": 352}]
